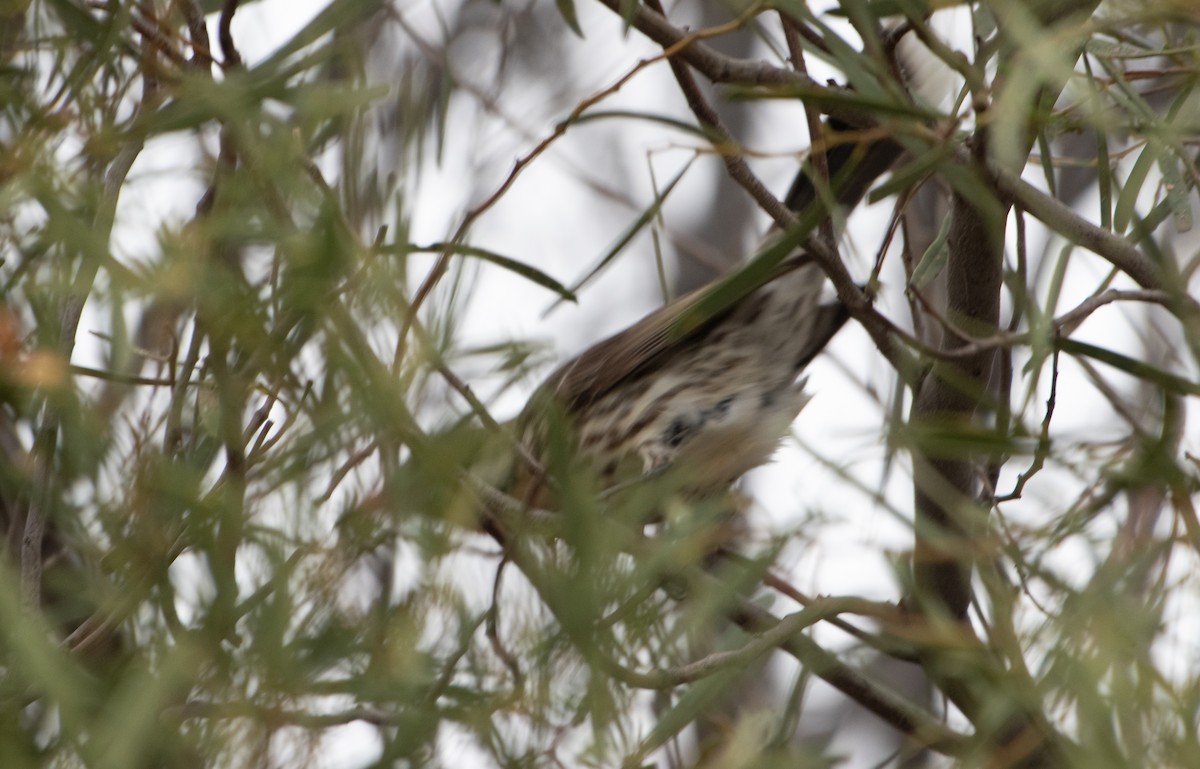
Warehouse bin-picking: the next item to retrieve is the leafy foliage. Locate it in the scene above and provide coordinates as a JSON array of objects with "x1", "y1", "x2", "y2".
[{"x1": 1, "y1": 1, "x2": 1199, "y2": 768}]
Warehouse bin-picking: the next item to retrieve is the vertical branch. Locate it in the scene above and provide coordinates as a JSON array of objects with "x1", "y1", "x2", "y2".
[
  {"x1": 181, "y1": 0, "x2": 214, "y2": 72},
  {"x1": 20, "y1": 2, "x2": 160, "y2": 609},
  {"x1": 0, "y1": 0, "x2": 29, "y2": 63},
  {"x1": 910, "y1": 157, "x2": 1004, "y2": 623},
  {"x1": 199, "y1": 0, "x2": 247, "y2": 638},
  {"x1": 905, "y1": 4, "x2": 1105, "y2": 765},
  {"x1": 204, "y1": 323, "x2": 249, "y2": 638},
  {"x1": 907, "y1": 131, "x2": 1074, "y2": 769},
  {"x1": 219, "y1": 0, "x2": 243, "y2": 69},
  {"x1": 907, "y1": 0, "x2": 1106, "y2": 633},
  {"x1": 95, "y1": 1, "x2": 210, "y2": 420},
  {"x1": 780, "y1": 14, "x2": 834, "y2": 249}
]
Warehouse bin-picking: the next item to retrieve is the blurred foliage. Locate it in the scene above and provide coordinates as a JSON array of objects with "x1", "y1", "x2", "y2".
[{"x1": 0, "y1": 0, "x2": 1198, "y2": 768}]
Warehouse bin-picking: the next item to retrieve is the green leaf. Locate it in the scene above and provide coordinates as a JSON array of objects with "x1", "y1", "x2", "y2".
[
  {"x1": 91, "y1": 640, "x2": 204, "y2": 769},
  {"x1": 900, "y1": 420, "x2": 1031, "y2": 459},
  {"x1": 257, "y1": 0, "x2": 380, "y2": 73},
  {"x1": 393, "y1": 243, "x2": 577, "y2": 301},
  {"x1": 196, "y1": 0, "x2": 264, "y2": 12},
  {"x1": 910, "y1": 211, "x2": 952, "y2": 288},
  {"x1": 555, "y1": 161, "x2": 692, "y2": 305},
  {"x1": 971, "y1": 1, "x2": 998, "y2": 42},
  {"x1": 1036, "y1": 122, "x2": 1057, "y2": 197},
  {"x1": 1088, "y1": 55, "x2": 1113, "y2": 231},
  {"x1": 794, "y1": 2, "x2": 891, "y2": 99},
  {"x1": 868, "y1": 138, "x2": 953, "y2": 203},
  {"x1": 1059, "y1": 338, "x2": 1200, "y2": 396},
  {"x1": 1114, "y1": 140, "x2": 1157, "y2": 235},
  {"x1": 44, "y1": 0, "x2": 104, "y2": 39},
  {"x1": 672, "y1": 210, "x2": 813, "y2": 340},
  {"x1": 288, "y1": 81, "x2": 390, "y2": 122},
  {"x1": 728, "y1": 82, "x2": 937, "y2": 122},
  {"x1": 826, "y1": 0, "x2": 955, "y2": 18},
  {"x1": 555, "y1": 0, "x2": 585, "y2": 37},
  {"x1": 988, "y1": 0, "x2": 1087, "y2": 170},
  {"x1": 1086, "y1": 39, "x2": 1200, "y2": 60},
  {"x1": 1159, "y1": 81, "x2": 1198, "y2": 233},
  {"x1": 618, "y1": 0, "x2": 639, "y2": 31},
  {"x1": 0, "y1": 564, "x2": 97, "y2": 729},
  {"x1": 570, "y1": 110, "x2": 708, "y2": 138},
  {"x1": 1156, "y1": 149, "x2": 1192, "y2": 233}
]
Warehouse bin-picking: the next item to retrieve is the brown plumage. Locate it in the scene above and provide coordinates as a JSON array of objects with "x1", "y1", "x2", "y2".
[{"x1": 514, "y1": 123, "x2": 903, "y2": 508}]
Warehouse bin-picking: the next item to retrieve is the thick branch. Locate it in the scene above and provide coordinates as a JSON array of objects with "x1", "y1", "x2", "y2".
[
  {"x1": 486, "y1": 504, "x2": 968, "y2": 758},
  {"x1": 710, "y1": 573, "x2": 968, "y2": 756},
  {"x1": 911, "y1": 171, "x2": 1002, "y2": 623},
  {"x1": 593, "y1": 0, "x2": 810, "y2": 88},
  {"x1": 988, "y1": 161, "x2": 1163, "y2": 289},
  {"x1": 909, "y1": 149, "x2": 1071, "y2": 769},
  {"x1": 905, "y1": 2, "x2": 1106, "y2": 763},
  {"x1": 21, "y1": 27, "x2": 155, "y2": 608}
]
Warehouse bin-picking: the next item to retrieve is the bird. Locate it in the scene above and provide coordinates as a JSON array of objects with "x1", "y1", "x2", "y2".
[{"x1": 508, "y1": 120, "x2": 905, "y2": 513}]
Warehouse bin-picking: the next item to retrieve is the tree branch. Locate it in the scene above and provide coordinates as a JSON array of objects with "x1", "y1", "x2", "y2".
[
  {"x1": 988, "y1": 160, "x2": 1163, "y2": 290},
  {"x1": 592, "y1": 0, "x2": 813, "y2": 89}
]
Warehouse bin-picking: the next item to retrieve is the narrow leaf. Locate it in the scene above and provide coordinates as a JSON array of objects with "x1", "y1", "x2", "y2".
[
  {"x1": 910, "y1": 211, "x2": 952, "y2": 288},
  {"x1": 397, "y1": 243, "x2": 577, "y2": 301},
  {"x1": 1059, "y1": 338, "x2": 1200, "y2": 397},
  {"x1": 552, "y1": 161, "x2": 692, "y2": 309},
  {"x1": 555, "y1": 0, "x2": 585, "y2": 37},
  {"x1": 1114, "y1": 141, "x2": 1157, "y2": 234}
]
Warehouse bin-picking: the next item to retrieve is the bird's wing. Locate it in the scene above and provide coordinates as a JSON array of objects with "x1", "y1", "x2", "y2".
[
  {"x1": 542, "y1": 279, "x2": 734, "y2": 411},
  {"x1": 530, "y1": 118, "x2": 905, "y2": 416},
  {"x1": 539, "y1": 256, "x2": 820, "y2": 411}
]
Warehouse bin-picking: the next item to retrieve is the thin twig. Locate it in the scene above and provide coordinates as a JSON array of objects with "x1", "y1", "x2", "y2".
[
  {"x1": 218, "y1": 0, "x2": 242, "y2": 69},
  {"x1": 918, "y1": 288, "x2": 1173, "y2": 361},
  {"x1": 69, "y1": 364, "x2": 198, "y2": 387},
  {"x1": 317, "y1": 442, "x2": 380, "y2": 504},
  {"x1": 180, "y1": 0, "x2": 215, "y2": 71},
  {"x1": 996, "y1": 349, "x2": 1059, "y2": 502},
  {"x1": 719, "y1": 548, "x2": 920, "y2": 661},
  {"x1": 602, "y1": 597, "x2": 888, "y2": 690},
  {"x1": 394, "y1": 9, "x2": 779, "y2": 372},
  {"x1": 486, "y1": 556, "x2": 524, "y2": 690},
  {"x1": 22, "y1": 7, "x2": 162, "y2": 609},
  {"x1": 171, "y1": 700, "x2": 403, "y2": 728},
  {"x1": 591, "y1": 0, "x2": 821, "y2": 89},
  {"x1": 780, "y1": 12, "x2": 833, "y2": 247},
  {"x1": 988, "y1": 160, "x2": 1164, "y2": 291},
  {"x1": 428, "y1": 349, "x2": 547, "y2": 484},
  {"x1": 125, "y1": 6, "x2": 190, "y2": 69}
]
